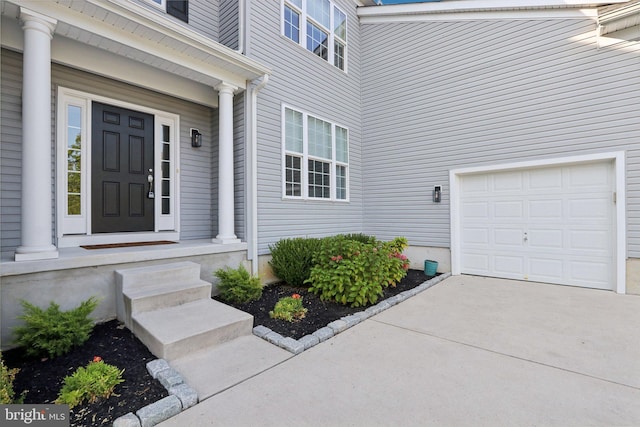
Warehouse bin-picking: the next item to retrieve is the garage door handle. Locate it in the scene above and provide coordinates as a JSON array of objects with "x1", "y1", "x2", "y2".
[{"x1": 523, "y1": 232, "x2": 528, "y2": 242}]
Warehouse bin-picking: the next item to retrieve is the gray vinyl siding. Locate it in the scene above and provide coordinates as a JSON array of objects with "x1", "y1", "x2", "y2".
[
  {"x1": 0, "y1": 48, "x2": 223, "y2": 258},
  {"x1": 360, "y1": 18, "x2": 640, "y2": 256},
  {"x1": 189, "y1": 0, "x2": 220, "y2": 41},
  {"x1": 247, "y1": 0, "x2": 364, "y2": 254},
  {"x1": 129, "y1": 0, "x2": 220, "y2": 41},
  {"x1": 219, "y1": 0, "x2": 239, "y2": 50},
  {"x1": 0, "y1": 49, "x2": 22, "y2": 259},
  {"x1": 234, "y1": 95, "x2": 246, "y2": 241}
]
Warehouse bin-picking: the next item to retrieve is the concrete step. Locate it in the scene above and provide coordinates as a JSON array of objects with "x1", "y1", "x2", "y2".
[
  {"x1": 169, "y1": 335, "x2": 293, "y2": 400},
  {"x1": 115, "y1": 262, "x2": 212, "y2": 329},
  {"x1": 132, "y1": 299, "x2": 254, "y2": 361}
]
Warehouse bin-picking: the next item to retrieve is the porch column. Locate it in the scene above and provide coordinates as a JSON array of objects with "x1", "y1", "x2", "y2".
[
  {"x1": 15, "y1": 8, "x2": 58, "y2": 261},
  {"x1": 213, "y1": 82, "x2": 240, "y2": 244}
]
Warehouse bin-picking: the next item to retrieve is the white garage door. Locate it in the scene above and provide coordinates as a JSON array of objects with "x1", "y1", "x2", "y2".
[{"x1": 459, "y1": 161, "x2": 615, "y2": 290}]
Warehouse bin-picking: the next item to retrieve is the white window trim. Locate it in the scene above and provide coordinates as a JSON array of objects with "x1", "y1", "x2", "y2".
[
  {"x1": 281, "y1": 0, "x2": 348, "y2": 72},
  {"x1": 56, "y1": 87, "x2": 181, "y2": 247},
  {"x1": 141, "y1": 0, "x2": 166, "y2": 11},
  {"x1": 449, "y1": 151, "x2": 626, "y2": 294},
  {"x1": 281, "y1": 104, "x2": 349, "y2": 202}
]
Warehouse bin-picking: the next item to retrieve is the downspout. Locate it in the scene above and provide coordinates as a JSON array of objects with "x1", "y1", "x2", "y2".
[
  {"x1": 247, "y1": 74, "x2": 269, "y2": 275},
  {"x1": 235, "y1": 0, "x2": 245, "y2": 54}
]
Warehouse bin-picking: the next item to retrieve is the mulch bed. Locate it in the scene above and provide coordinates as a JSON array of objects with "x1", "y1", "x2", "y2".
[
  {"x1": 215, "y1": 269, "x2": 434, "y2": 340},
  {"x1": 2, "y1": 321, "x2": 168, "y2": 427},
  {"x1": 2, "y1": 269, "x2": 433, "y2": 427}
]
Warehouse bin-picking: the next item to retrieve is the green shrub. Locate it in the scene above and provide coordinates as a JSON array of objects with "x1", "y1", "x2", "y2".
[
  {"x1": 0, "y1": 354, "x2": 24, "y2": 404},
  {"x1": 268, "y1": 237, "x2": 322, "y2": 287},
  {"x1": 56, "y1": 356, "x2": 124, "y2": 408},
  {"x1": 340, "y1": 233, "x2": 377, "y2": 245},
  {"x1": 306, "y1": 236, "x2": 410, "y2": 307},
  {"x1": 14, "y1": 297, "x2": 99, "y2": 359},
  {"x1": 214, "y1": 264, "x2": 263, "y2": 304},
  {"x1": 269, "y1": 293, "x2": 307, "y2": 322}
]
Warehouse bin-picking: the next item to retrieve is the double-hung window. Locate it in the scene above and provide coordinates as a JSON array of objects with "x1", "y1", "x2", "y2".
[
  {"x1": 282, "y1": 0, "x2": 347, "y2": 71},
  {"x1": 283, "y1": 106, "x2": 348, "y2": 201}
]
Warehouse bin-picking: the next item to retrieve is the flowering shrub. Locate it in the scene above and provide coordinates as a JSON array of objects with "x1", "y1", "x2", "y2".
[
  {"x1": 306, "y1": 236, "x2": 409, "y2": 307},
  {"x1": 269, "y1": 294, "x2": 308, "y2": 322},
  {"x1": 56, "y1": 356, "x2": 124, "y2": 408}
]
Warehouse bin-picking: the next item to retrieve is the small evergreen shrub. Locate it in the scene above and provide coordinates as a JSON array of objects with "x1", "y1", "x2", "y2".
[
  {"x1": 269, "y1": 294, "x2": 307, "y2": 322},
  {"x1": 56, "y1": 356, "x2": 124, "y2": 408},
  {"x1": 214, "y1": 264, "x2": 263, "y2": 304},
  {"x1": 14, "y1": 297, "x2": 99, "y2": 359},
  {"x1": 268, "y1": 237, "x2": 322, "y2": 287},
  {"x1": 306, "y1": 236, "x2": 410, "y2": 307},
  {"x1": 0, "y1": 354, "x2": 24, "y2": 404}
]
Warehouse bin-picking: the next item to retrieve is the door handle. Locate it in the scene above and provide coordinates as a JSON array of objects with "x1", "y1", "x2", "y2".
[
  {"x1": 523, "y1": 232, "x2": 528, "y2": 242},
  {"x1": 147, "y1": 168, "x2": 154, "y2": 199}
]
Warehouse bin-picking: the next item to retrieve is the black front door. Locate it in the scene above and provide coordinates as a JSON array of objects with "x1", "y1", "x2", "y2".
[{"x1": 92, "y1": 102, "x2": 154, "y2": 233}]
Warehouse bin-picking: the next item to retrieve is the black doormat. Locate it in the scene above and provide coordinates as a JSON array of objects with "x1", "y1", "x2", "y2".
[{"x1": 80, "y1": 241, "x2": 177, "y2": 250}]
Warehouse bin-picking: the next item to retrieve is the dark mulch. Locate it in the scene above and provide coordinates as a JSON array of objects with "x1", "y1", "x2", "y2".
[
  {"x1": 2, "y1": 320, "x2": 168, "y2": 427},
  {"x1": 215, "y1": 269, "x2": 435, "y2": 340}
]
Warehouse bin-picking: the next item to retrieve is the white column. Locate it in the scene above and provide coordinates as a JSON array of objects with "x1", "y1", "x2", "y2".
[
  {"x1": 15, "y1": 8, "x2": 58, "y2": 261},
  {"x1": 213, "y1": 82, "x2": 240, "y2": 244}
]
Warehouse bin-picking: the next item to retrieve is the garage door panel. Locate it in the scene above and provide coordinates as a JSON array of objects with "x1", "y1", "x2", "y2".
[
  {"x1": 462, "y1": 253, "x2": 490, "y2": 273},
  {"x1": 494, "y1": 255, "x2": 525, "y2": 275},
  {"x1": 459, "y1": 161, "x2": 614, "y2": 290},
  {"x1": 462, "y1": 228, "x2": 489, "y2": 244},
  {"x1": 462, "y1": 202, "x2": 489, "y2": 218},
  {"x1": 569, "y1": 230, "x2": 610, "y2": 251},
  {"x1": 528, "y1": 229, "x2": 563, "y2": 249},
  {"x1": 494, "y1": 172, "x2": 523, "y2": 191},
  {"x1": 569, "y1": 198, "x2": 610, "y2": 219},
  {"x1": 569, "y1": 261, "x2": 610, "y2": 289},
  {"x1": 461, "y1": 175, "x2": 489, "y2": 193},
  {"x1": 568, "y1": 163, "x2": 611, "y2": 188},
  {"x1": 494, "y1": 201, "x2": 524, "y2": 218},
  {"x1": 529, "y1": 257, "x2": 564, "y2": 283},
  {"x1": 529, "y1": 199, "x2": 563, "y2": 219},
  {"x1": 494, "y1": 228, "x2": 525, "y2": 247},
  {"x1": 529, "y1": 168, "x2": 562, "y2": 190}
]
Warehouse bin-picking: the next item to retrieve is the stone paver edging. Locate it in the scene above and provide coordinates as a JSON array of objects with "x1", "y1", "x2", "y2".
[
  {"x1": 253, "y1": 272, "x2": 451, "y2": 354},
  {"x1": 113, "y1": 359, "x2": 197, "y2": 427}
]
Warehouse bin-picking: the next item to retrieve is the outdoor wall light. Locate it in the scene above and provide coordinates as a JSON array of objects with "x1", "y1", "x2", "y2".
[
  {"x1": 433, "y1": 185, "x2": 442, "y2": 203},
  {"x1": 191, "y1": 128, "x2": 202, "y2": 148}
]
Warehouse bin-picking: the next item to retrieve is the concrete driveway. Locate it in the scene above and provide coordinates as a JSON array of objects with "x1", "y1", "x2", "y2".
[{"x1": 161, "y1": 275, "x2": 640, "y2": 426}]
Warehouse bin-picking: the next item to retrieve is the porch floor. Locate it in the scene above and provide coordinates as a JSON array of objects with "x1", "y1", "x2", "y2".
[{"x1": 1, "y1": 239, "x2": 247, "y2": 277}]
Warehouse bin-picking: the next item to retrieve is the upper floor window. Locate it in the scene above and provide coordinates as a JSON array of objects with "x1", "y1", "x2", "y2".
[
  {"x1": 143, "y1": 0, "x2": 188, "y2": 23},
  {"x1": 282, "y1": 0, "x2": 347, "y2": 71},
  {"x1": 283, "y1": 106, "x2": 349, "y2": 201}
]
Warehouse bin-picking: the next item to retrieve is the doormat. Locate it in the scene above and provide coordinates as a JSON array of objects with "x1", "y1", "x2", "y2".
[{"x1": 80, "y1": 241, "x2": 177, "y2": 250}]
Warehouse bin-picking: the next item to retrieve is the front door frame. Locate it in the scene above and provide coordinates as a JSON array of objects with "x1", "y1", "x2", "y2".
[
  {"x1": 449, "y1": 151, "x2": 626, "y2": 294},
  {"x1": 56, "y1": 87, "x2": 180, "y2": 247}
]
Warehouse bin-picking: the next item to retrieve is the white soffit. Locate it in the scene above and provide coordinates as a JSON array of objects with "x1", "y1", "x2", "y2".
[{"x1": 358, "y1": 0, "x2": 630, "y2": 23}]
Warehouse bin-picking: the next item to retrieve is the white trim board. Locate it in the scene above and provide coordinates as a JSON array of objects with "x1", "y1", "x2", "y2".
[{"x1": 449, "y1": 151, "x2": 626, "y2": 294}]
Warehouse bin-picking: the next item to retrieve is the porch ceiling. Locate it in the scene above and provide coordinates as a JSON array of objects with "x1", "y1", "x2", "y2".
[{"x1": 1, "y1": 0, "x2": 271, "y2": 104}]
